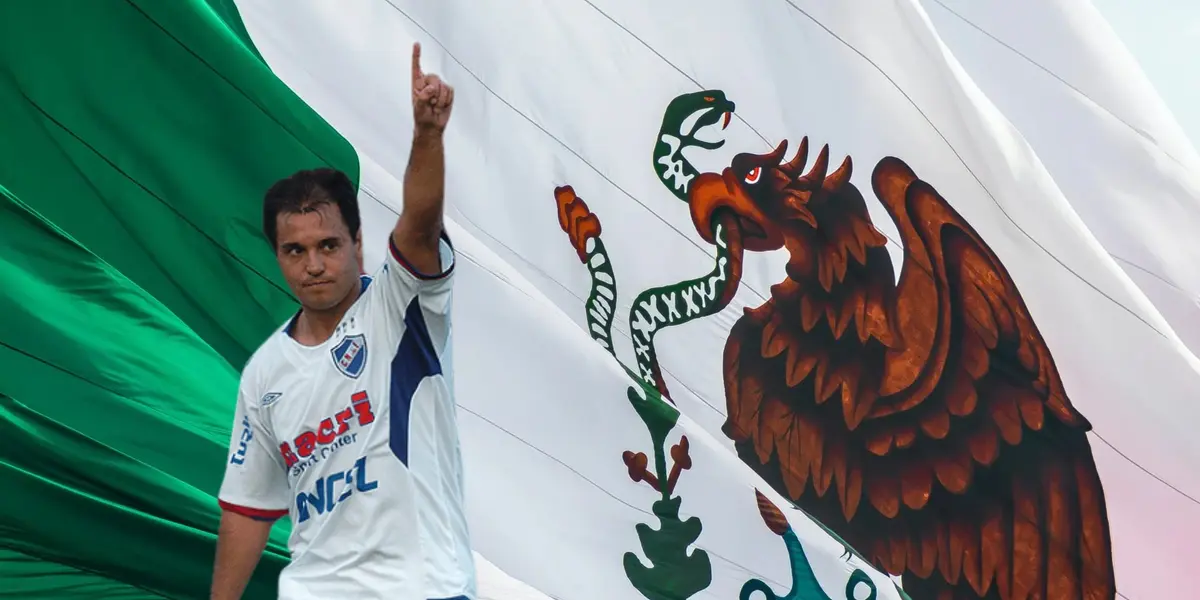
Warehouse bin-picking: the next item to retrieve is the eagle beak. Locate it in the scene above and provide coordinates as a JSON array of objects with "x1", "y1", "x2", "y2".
[{"x1": 688, "y1": 169, "x2": 781, "y2": 252}]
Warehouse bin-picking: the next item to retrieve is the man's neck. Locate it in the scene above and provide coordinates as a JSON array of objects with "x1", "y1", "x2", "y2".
[
  {"x1": 292, "y1": 309, "x2": 343, "y2": 346},
  {"x1": 290, "y1": 285, "x2": 361, "y2": 346}
]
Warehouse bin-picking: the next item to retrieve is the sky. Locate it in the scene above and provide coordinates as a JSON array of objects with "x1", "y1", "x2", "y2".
[{"x1": 1093, "y1": 0, "x2": 1200, "y2": 148}]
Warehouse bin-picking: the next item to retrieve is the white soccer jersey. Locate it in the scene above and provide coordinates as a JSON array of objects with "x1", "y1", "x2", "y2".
[{"x1": 218, "y1": 233, "x2": 475, "y2": 600}]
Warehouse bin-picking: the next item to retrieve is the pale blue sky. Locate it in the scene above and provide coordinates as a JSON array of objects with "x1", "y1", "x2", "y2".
[{"x1": 1094, "y1": 0, "x2": 1200, "y2": 148}]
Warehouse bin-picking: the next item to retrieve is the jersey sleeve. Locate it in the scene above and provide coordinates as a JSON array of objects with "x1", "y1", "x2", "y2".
[
  {"x1": 217, "y1": 382, "x2": 290, "y2": 521},
  {"x1": 372, "y1": 230, "x2": 456, "y2": 318}
]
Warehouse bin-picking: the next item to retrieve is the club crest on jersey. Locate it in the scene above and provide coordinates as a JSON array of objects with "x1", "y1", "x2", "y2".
[{"x1": 330, "y1": 333, "x2": 367, "y2": 379}]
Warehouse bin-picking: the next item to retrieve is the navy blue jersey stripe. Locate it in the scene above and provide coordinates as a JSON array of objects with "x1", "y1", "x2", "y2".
[{"x1": 388, "y1": 296, "x2": 442, "y2": 466}]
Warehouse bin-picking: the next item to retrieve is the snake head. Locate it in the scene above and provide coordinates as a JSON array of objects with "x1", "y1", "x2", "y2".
[
  {"x1": 655, "y1": 90, "x2": 737, "y2": 202},
  {"x1": 661, "y1": 89, "x2": 735, "y2": 151}
]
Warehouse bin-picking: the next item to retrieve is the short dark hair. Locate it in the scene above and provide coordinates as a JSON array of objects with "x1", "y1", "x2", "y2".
[{"x1": 262, "y1": 167, "x2": 361, "y2": 248}]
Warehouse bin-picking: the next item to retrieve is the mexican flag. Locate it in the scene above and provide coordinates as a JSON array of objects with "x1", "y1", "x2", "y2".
[{"x1": 2, "y1": 1, "x2": 1198, "y2": 599}]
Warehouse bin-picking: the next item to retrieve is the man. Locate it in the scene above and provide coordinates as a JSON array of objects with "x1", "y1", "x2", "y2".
[{"x1": 211, "y1": 43, "x2": 474, "y2": 600}]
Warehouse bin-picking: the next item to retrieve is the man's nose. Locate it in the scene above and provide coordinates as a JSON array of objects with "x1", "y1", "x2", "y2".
[{"x1": 305, "y1": 252, "x2": 325, "y2": 275}]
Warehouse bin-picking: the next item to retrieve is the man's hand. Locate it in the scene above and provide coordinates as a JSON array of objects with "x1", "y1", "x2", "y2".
[{"x1": 411, "y1": 42, "x2": 453, "y2": 134}]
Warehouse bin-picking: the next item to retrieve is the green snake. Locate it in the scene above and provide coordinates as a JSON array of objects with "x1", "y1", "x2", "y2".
[{"x1": 574, "y1": 90, "x2": 743, "y2": 398}]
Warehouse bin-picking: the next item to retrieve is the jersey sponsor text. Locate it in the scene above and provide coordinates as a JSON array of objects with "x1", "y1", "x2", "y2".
[
  {"x1": 295, "y1": 456, "x2": 379, "y2": 523},
  {"x1": 279, "y1": 391, "x2": 376, "y2": 470}
]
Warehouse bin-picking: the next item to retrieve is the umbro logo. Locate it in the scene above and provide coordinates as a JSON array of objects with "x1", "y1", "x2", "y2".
[{"x1": 261, "y1": 392, "x2": 283, "y2": 407}]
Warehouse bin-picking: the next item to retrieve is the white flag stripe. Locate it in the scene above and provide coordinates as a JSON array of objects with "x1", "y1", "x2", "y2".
[
  {"x1": 235, "y1": 0, "x2": 1200, "y2": 598},
  {"x1": 925, "y1": 0, "x2": 1200, "y2": 355}
]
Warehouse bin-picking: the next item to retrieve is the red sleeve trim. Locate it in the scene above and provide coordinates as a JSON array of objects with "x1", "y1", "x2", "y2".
[
  {"x1": 388, "y1": 231, "x2": 455, "y2": 281},
  {"x1": 219, "y1": 499, "x2": 288, "y2": 521}
]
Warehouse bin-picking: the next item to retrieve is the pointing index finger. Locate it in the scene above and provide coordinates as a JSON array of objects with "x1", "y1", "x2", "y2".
[{"x1": 411, "y1": 42, "x2": 423, "y2": 81}]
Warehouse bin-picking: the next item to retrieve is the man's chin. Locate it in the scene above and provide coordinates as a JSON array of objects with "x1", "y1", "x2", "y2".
[{"x1": 298, "y1": 288, "x2": 346, "y2": 312}]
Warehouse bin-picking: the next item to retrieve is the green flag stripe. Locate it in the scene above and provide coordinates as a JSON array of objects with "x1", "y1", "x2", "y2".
[
  {"x1": 12, "y1": 88, "x2": 293, "y2": 301},
  {"x1": 0, "y1": 547, "x2": 156, "y2": 600},
  {"x1": 0, "y1": 0, "x2": 369, "y2": 595},
  {"x1": 126, "y1": 0, "x2": 354, "y2": 178},
  {"x1": 0, "y1": 0, "x2": 359, "y2": 368},
  {"x1": 0, "y1": 187, "x2": 291, "y2": 584}
]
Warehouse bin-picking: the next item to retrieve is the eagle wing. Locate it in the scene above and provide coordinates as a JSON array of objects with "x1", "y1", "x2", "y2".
[{"x1": 722, "y1": 156, "x2": 1115, "y2": 599}]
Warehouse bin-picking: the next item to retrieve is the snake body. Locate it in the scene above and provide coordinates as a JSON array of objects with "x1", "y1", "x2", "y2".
[{"x1": 574, "y1": 90, "x2": 741, "y2": 398}]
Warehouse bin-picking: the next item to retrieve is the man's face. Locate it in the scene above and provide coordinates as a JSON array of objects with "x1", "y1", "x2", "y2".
[{"x1": 274, "y1": 203, "x2": 363, "y2": 312}]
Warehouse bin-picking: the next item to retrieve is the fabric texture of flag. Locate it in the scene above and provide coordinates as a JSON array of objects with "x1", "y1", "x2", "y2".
[{"x1": 0, "y1": 1, "x2": 1197, "y2": 599}]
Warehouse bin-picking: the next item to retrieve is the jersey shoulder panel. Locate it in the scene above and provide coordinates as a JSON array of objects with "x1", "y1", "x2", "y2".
[{"x1": 234, "y1": 315, "x2": 302, "y2": 422}]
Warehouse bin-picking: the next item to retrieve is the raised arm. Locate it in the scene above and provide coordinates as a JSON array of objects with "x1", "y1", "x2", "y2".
[{"x1": 392, "y1": 42, "x2": 455, "y2": 275}]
